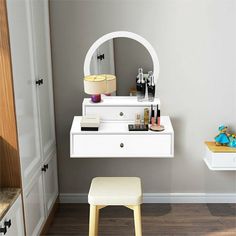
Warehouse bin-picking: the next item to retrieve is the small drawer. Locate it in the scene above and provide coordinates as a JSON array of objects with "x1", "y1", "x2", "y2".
[
  {"x1": 205, "y1": 147, "x2": 236, "y2": 168},
  {"x1": 84, "y1": 106, "x2": 153, "y2": 121},
  {"x1": 71, "y1": 134, "x2": 173, "y2": 158}
]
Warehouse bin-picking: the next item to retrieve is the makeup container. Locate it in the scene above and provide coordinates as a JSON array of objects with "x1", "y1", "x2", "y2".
[
  {"x1": 147, "y1": 71, "x2": 155, "y2": 102},
  {"x1": 135, "y1": 113, "x2": 141, "y2": 125},
  {"x1": 136, "y1": 68, "x2": 146, "y2": 101},
  {"x1": 157, "y1": 109, "x2": 161, "y2": 126},
  {"x1": 144, "y1": 108, "x2": 149, "y2": 125},
  {"x1": 150, "y1": 105, "x2": 155, "y2": 126}
]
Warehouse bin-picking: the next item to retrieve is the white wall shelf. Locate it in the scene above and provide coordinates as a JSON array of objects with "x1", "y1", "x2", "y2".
[
  {"x1": 204, "y1": 142, "x2": 236, "y2": 171},
  {"x1": 71, "y1": 97, "x2": 174, "y2": 158}
]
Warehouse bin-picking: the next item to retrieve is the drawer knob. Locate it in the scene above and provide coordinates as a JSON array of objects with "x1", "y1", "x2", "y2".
[
  {"x1": 120, "y1": 143, "x2": 124, "y2": 148},
  {"x1": 119, "y1": 112, "x2": 124, "y2": 116}
]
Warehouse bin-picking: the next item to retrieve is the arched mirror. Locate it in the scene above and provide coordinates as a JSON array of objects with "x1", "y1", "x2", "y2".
[{"x1": 84, "y1": 31, "x2": 159, "y2": 98}]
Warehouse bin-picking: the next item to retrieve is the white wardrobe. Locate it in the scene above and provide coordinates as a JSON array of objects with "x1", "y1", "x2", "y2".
[{"x1": 7, "y1": 0, "x2": 58, "y2": 235}]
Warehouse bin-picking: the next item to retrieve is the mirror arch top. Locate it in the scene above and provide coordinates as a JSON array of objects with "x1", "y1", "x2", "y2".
[{"x1": 84, "y1": 31, "x2": 160, "y2": 84}]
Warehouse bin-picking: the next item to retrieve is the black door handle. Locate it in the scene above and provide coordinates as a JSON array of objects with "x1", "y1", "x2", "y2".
[
  {"x1": 97, "y1": 54, "x2": 105, "y2": 61},
  {"x1": 36, "y1": 79, "x2": 44, "y2": 86},
  {"x1": 42, "y1": 164, "x2": 48, "y2": 172},
  {"x1": 4, "y1": 219, "x2": 11, "y2": 229},
  {"x1": 0, "y1": 226, "x2": 7, "y2": 235}
]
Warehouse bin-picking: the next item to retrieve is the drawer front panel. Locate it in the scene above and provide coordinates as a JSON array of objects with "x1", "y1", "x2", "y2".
[
  {"x1": 71, "y1": 134, "x2": 173, "y2": 157},
  {"x1": 84, "y1": 106, "x2": 153, "y2": 121},
  {"x1": 206, "y1": 148, "x2": 236, "y2": 168}
]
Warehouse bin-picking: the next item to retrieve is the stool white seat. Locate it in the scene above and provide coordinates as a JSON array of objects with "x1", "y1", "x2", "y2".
[{"x1": 88, "y1": 177, "x2": 142, "y2": 236}]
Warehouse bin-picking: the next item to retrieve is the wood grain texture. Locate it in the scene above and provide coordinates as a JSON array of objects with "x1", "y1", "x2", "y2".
[
  {"x1": 45, "y1": 203, "x2": 236, "y2": 236},
  {"x1": 205, "y1": 141, "x2": 236, "y2": 153},
  {"x1": 0, "y1": 0, "x2": 21, "y2": 187}
]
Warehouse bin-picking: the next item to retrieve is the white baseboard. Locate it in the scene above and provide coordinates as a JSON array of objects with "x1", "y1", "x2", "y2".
[{"x1": 59, "y1": 193, "x2": 236, "y2": 204}]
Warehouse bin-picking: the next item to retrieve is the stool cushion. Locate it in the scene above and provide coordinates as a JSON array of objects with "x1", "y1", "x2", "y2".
[{"x1": 88, "y1": 177, "x2": 142, "y2": 205}]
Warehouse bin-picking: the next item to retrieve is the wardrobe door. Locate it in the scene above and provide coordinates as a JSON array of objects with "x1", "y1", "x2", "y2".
[
  {"x1": 7, "y1": 0, "x2": 42, "y2": 188},
  {"x1": 24, "y1": 172, "x2": 45, "y2": 236},
  {"x1": 43, "y1": 153, "x2": 58, "y2": 215},
  {"x1": 30, "y1": 0, "x2": 56, "y2": 161}
]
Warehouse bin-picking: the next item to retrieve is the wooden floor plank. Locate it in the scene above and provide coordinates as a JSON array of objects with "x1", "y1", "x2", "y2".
[{"x1": 45, "y1": 203, "x2": 236, "y2": 236}]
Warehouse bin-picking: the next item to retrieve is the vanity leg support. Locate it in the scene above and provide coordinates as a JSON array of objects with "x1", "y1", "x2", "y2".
[
  {"x1": 89, "y1": 204, "x2": 98, "y2": 236},
  {"x1": 133, "y1": 205, "x2": 142, "y2": 236}
]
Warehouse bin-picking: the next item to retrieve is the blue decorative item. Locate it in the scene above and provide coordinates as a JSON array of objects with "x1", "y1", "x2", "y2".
[
  {"x1": 214, "y1": 125, "x2": 230, "y2": 146},
  {"x1": 228, "y1": 135, "x2": 236, "y2": 148}
]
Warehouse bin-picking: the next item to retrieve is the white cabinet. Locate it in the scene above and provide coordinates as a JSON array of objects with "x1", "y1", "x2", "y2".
[
  {"x1": 0, "y1": 195, "x2": 24, "y2": 236},
  {"x1": 24, "y1": 174, "x2": 45, "y2": 236},
  {"x1": 71, "y1": 116, "x2": 174, "y2": 158},
  {"x1": 83, "y1": 97, "x2": 160, "y2": 121},
  {"x1": 204, "y1": 142, "x2": 236, "y2": 171},
  {"x1": 6, "y1": 0, "x2": 58, "y2": 235},
  {"x1": 71, "y1": 97, "x2": 174, "y2": 158}
]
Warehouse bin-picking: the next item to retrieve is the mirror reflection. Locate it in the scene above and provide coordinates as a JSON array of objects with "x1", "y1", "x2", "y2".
[{"x1": 90, "y1": 38, "x2": 153, "y2": 96}]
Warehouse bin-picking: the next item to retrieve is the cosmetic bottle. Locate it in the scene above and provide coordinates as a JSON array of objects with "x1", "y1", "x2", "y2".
[
  {"x1": 150, "y1": 105, "x2": 155, "y2": 125},
  {"x1": 135, "y1": 113, "x2": 141, "y2": 125},
  {"x1": 147, "y1": 71, "x2": 155, "y2": 102},
  {"x1": 144, "y1": 108, "x2": 149, "y2": 125},
  {"x1": 157, "y1": 109, "x2": 161, "y2": 126},
  {"x1": 136, "y1": 68, "x2": 146, "y2": 101}
]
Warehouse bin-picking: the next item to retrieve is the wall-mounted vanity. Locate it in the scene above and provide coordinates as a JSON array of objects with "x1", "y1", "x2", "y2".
[{"x1": 70, "y1": 31, "x2": 174, "y2": 158}]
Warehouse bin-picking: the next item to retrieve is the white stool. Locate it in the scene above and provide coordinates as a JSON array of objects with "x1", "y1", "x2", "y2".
[{"x1": 88, "y1": 177, "x2": 143, "y2": 236}]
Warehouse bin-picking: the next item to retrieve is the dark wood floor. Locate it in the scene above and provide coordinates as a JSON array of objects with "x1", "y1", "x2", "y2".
[{"x1": 45, "y1": 203, "x2": 236, "y2": 236}]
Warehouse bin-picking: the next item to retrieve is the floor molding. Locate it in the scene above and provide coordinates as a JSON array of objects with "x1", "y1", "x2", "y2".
[{"x1": 59, "y1": 193, "x2": 236, "y2": 204}]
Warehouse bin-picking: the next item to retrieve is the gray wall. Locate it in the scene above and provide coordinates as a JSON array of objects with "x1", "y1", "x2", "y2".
[
  {"x1": 113, "y1": 38, "x2": 153, "y2": 96},
  {"x1": 50, "y1": 0, "x2": 236, "y2": 195}
]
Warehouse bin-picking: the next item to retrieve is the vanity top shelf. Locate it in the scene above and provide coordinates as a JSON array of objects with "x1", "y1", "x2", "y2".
[
  {"x1": 83, "y1": 96, "x2": 160, "y2": 107},
  {"x1": 71, "y1": 116, "x2": 173, "y2": 135}
]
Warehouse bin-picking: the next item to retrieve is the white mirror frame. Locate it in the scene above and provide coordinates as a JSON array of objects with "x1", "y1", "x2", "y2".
[{"x1": 84, "y1": 31, "x2": 160, "y2": 84}]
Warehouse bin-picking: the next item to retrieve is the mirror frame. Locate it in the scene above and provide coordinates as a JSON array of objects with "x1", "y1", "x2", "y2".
[{"x1": 84, "y1": 31, "x2": 160, "y2": 85}]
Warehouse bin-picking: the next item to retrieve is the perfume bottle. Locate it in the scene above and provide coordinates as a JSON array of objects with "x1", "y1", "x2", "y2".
[
  {"x1": 136, "y1": 68, "x2": 146, "y2": 101},
  {"x1": 147, "y1": 71, "x2": 155, "y2": 102}
]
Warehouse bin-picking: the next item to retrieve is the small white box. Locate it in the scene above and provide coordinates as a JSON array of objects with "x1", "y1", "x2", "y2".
[{"x1": 80, "y1": 115, "x2": 100, "y2": 130}]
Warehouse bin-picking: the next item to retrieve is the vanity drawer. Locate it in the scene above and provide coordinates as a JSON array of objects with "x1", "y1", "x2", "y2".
[
  {"x1": 205, "y1": 147, "x2": 236, "y2": 168},
  {"x1": 84, "y1": 106, "x2": 152, "y2": 121},
  {"x1": 71, "y1": 134, "x2": 173, "y2": 158}
]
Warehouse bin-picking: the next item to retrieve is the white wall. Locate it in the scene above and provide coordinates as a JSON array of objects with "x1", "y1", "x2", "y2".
[{"x1": 50, "y1": 0, "x2": 236, "y2": 197}]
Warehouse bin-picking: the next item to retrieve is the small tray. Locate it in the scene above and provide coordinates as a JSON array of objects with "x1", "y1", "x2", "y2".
[{"x1": 128, "y1": 124, "x2": 149, "y2": 131}]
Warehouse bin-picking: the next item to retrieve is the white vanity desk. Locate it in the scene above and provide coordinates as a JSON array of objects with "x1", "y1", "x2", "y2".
[
  {"x1": 70, "y1": 97, "x2": 174, "y2": 158},
  {"x1": 70, "y1": 31, "x2": 174, "y2": 158}
]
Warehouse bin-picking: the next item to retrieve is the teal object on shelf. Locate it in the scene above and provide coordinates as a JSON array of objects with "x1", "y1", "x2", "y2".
[
  {"x1": 228, "y1": 135, "x2": 236, "y2": 148},
  {"x1": 215, "y1": 133, "x2": 230, "y2": 144}
]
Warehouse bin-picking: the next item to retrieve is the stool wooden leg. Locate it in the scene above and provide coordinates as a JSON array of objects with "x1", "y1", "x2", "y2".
[
  {"x1": 133, "y1": 205, "x2": 142, "y2": 236},
  {"x1": 89, "y1": 204, "x2": 98, "y2": 236},
  {"x1": 95, "y1": 206, "x2": 100, "y2": 236}
]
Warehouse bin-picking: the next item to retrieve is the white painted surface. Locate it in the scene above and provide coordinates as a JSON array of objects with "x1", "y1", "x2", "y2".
[
  {"x1": 205, "y1": 146, "x2": 236, "y2": 170},
  {"x1": 43, "y1": 153, "x2": 59, "y2": 215},
  {"x1": 84, "y1": 31, "x2": 160, "y2": 87},
  {"x1": 0, "y1": 195, "x2": 24, "y2": 236},
  {"x1": 31, "y1": 0, "x2": 56, "y2": 162},
  {"x1": 23, "y1": 173, "x2": 45, "y2": 236},
  {"x1": 204, "y1": 146, "x2": 236, "y2": 170},
  {"x1": 70, "y1": 116, "x2": 174, "y2": 157},
  {"x1": 7, "y1": 0, "x2": 42, "y2": 189},
  {"x1": 83, "y1": 96, "x2": 160, "y2": 121}
]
